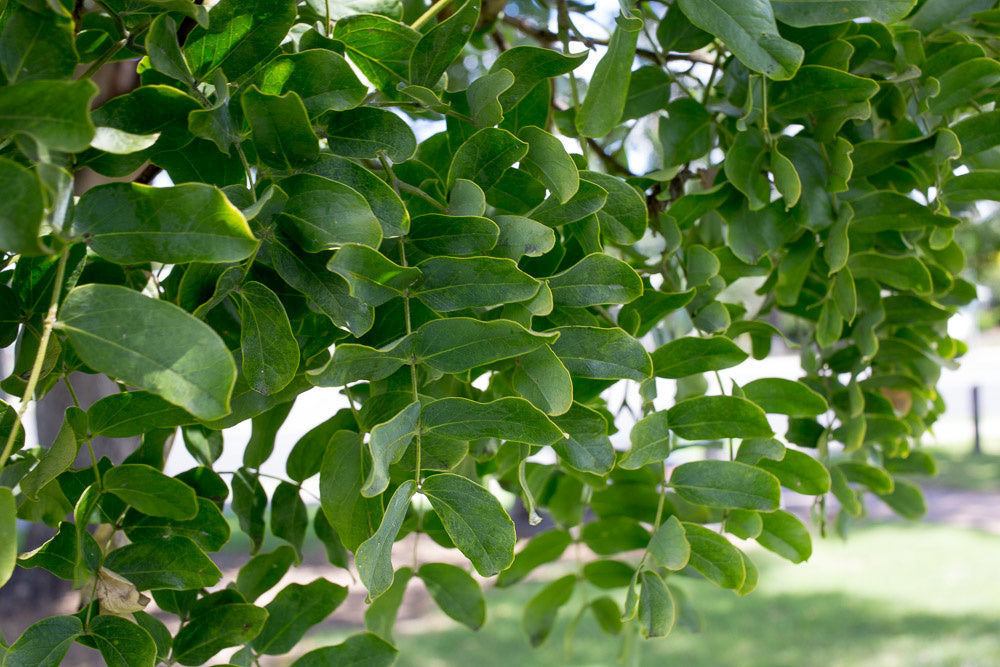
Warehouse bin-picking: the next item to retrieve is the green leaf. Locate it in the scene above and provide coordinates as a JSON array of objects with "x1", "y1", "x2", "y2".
[
  {"x1": 848, "y1": 252, "x2": 933, "y2": 294},
  {"x1": 270, "y1": 482, "x2": 308, "y2": 559},
  {"x1": 59, "y1": 284, "x2": 236, "y2": 421},
  {"x1": 619, "y1": 412, "x2": 671, "y2": 469},
  {"x1": 550, "y1": 326, "x2": 651, "y2": 381},
  {"x1": 492, "y1": 215, "x2": 556, "y2": 259},
  {"x1": 414, "y1": 317, "x2": 555, "y2": 373},
  {"x1": 724, "y1": 128, "x2": 770, "y2": 210},
  {"x1": 770, "y1": 143, "x2": 801, "y2": 207},
  {"x1": 232, "y1": 467, "x2": 268, "y2": 553},
  {"x1": 146, "y1": 14, "x2": 192, "y2": 83},
  {"x1": 0, "y1": 4, "x2": 76, "y2": 83},
  {"x1": 929, "y1": 58, "x2": 1000, "y2": 115},
  {"x1": 20, "y1": 411, "x2": 80, "y2": 501},
  {"x1": 648, "y1": 515, "x2": 690, "y2": 570},
  {"x1": 86, "y1": 614, "x2": 157, "y2": 667},
  {"x1": 124, "y1": 497, "x2": 231, "y2": 552},
  {"x1": 445, "y1": 185, "x2": 492, "y2": 226},
  {"x1": 88, "y1": 391, "x2": 194, "y2": 439},
  {"x1": 667, "y1": 396, "x2": 773, "y2": 441},
  {"x1": 277, "y1": 174, "x2": 382, "y2": 252},
  {"x1": 410, "y1": 0, "x2": 479, "y2": 87},
  {"x1": 577, "y1": 12, "x2": 642, "y2": 137},
  {"x1": 0, "y1": 487, "x2": 15, "y2": 588},
  {"x1": 757, "y1": 449, "x2": 831, "y2": 495},
  {"x1": 90, "y1": 127, "x2": 160, "y2": 155},
  {"x1": 414, "y1": 256, "x2": 540, "y2": 311},
  {"x1": 0, "y1": 157, "x2": 45, "y2": 256},
  {"x1": 490, "y1": 46, "x2": 587, "y2": 110},
  {"x1": 325, "y1": 107, "x2": 417, "y2": 164},
  {"x1": 468, "y1": 68, "x2": 515, "y2": 127},
  {"x1": 306, "y1": 159, "x2": 408, "y2": 239},
  {"x1": 521, "y1": 574, "x2": 576, "y2": 647},
  {"x1": 259, "y1": 50, "x2": 366, "y2": 117},
  {"x1": 512, "y1": 344, "x2": 573, "y2": 416},
  {"x1": 769, "y1": 66, "x2": 879, "y2": 118},
  {"x1": 326, "y1": 245, "x2": 418, "y2": 306},
  {"x1": 742, "y1": 378, "x2": 828, "y2": 417},
  {"x1": 683, "y1": 523, "x2": 746, "y2": 590},
  {"x1": 652, "y1": 336, "x2": 747, "y2": 379},
  {"x1": 309, "y1": 339, "x2": 410, "y2": 387},
  {"x1": 72, "y1": 182, "x2": 257, "y2": 265},
  {"x1": 183, "y1": 0, "x2": 297, "y2": 80},
  {"x1": 677, "y1": 0, "x2": 802, "y2": 79},
  {"x1": 357, "y1": 480, "x2": 414, "y2": 600},
  {"x1": 172, "y1": 603, "x2": 268, "y2": 665},
  {"x1": 771, "y1": 0, "x2": 917, "y2": 25},
  {"x1": 422, "y1": 396, "x2": 564, "y2": 446},
  {"x1": 364, "y1": 566, "x2": 412, "y2": 642},
  {"x1": 951, "y1": 109, "x2": 1000, "y2": 155},
  {"x1": 850, "y1": 191, "x2": 958, "y2": 233},
  {"x1": 942, "y1": 171, "x2": 1000, "y2": 202},
  {"x1": 496, "y1": 530, "x2": 573, "y2": 588},
  {"x1": 836, "y1": 461, "x2": 894, "y2": 493},
  {"x1": 582, "y1": 517, "x2": 650, "y2": 555},
  {"x1": 408, "y1": 213, "x2": 500, "y2": 255},
  {"x1": 238, "y1": 282, "x2": 298, "y2": 396},
  {"x1": 363, "y1": 402, "x2": 421, "y2": 497},
  {"x1": 334, "y1": 14, "x2": 420, "y2": 90},
  {"x1": 447, "y1": 128, "x2": 529, "y2": 191},
  {"x1": 133, "y1": 612, "x2": 172, "y2": 664},
  {"x1": 292, "y1": 632, "x2": 398, "y2": 667},
  {"x1": 270, "y1": 235, "x2": 373, "y2": 336},
  {"x1": 320, "y1": 430, "x2": 384, "y2": 552},
  {"x1": 3, "y1": 616, "x2": 82, "y2": 667},
  {"x1": 421, "y1": 473, "x2": 516, "y2": 576},
  {"x1": 0, "y1": 79, "x2": 97, "y2": 152},
  {"x1": 419, "y1": 562, "x2": 486, "y2": 630},
  {"x1": 638, "y1": 570, "x2": 676, "y2": 638},
  {"x1": 551, "y1": 403, "x2": 616, "y2": 475},
  {"x1": 877, "y1": 477, "x2": 927, "y2": 520},
  {"x1": 236, "y1": 546, "x2": 296, "y2": 602},
  {"x1": 581, "y1": 171, "x2": 648, "y2": 245},
  {"x1": 547, "y1": 254, "x2": 642, "y2": 307},
  {"x1": 242, "y1": 87, "x2": 319, "y2": 170},
  {"x1": 670, "y1": 460, "x2": 781, "y2": 511},
  {"x1": 757, "y1": 509, "x2": 812, "y2": 563},
  {"x1": 659, "y1": 98, "x2": 713, "y2": 168},
  {"x1": 623, "y1": 66, "x2": 673, "y2": 120},
  {"x1": 517, "y1": 126, "x2": 579, "y2": 204},
  {"x1": 531, "y1": 179, "x2": 608, "y2": 227},
  {"x1": 253, "y1": 579, "x2": 348, "y2": 655},
  {"x1": 104, "y1": 536, "x2": 221, "y2": 590}
]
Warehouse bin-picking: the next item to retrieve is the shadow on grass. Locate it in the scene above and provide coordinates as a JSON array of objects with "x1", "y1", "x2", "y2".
[{"x1": 387, "y1": 583, "x2": 1000, "y2": 667}]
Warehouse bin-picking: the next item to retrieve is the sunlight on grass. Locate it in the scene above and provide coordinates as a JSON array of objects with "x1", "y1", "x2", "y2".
[{"x1": 308, "y1": 524, "x2": 1000, "y2": 667}]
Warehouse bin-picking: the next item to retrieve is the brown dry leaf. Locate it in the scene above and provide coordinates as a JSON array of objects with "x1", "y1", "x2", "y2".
[{"x1": 94, "y1": 567, "x2": 150, "y2": 617}]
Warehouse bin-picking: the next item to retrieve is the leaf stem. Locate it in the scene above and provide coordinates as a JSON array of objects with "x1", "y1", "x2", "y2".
[
  {"x1": 77, "y1": 38, "x2": 128, "y2": 81},
  {"x1": 0, "y1": 245, "x2": 70, "y2": 473},
  {"x1": 64, "y1": 374, "x2": 102, "y2": 486},
  {"x1": 411, "y1": 0, "x2": 451, "y2": 31},
  {"x1": 397, "y1": 237, "x2": 423, "y2": 488}
]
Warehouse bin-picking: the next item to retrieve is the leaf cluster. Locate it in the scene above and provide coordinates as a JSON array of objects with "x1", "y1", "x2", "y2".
[{"x1": 0, "y1": 0, "x2": 989, "y2": 663}]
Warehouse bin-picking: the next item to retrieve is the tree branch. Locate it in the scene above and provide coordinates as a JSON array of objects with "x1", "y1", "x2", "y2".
[{"x1": 501, "y1": 15, "x2": 714, "y2": 64}]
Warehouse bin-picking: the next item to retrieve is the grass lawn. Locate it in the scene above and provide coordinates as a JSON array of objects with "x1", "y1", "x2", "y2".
[
  {"x1": 924, "y1": 450, "x2": 1000, "y2": 493},
  {"x1": 302, "y1": 523, "x2": 1000, "y2": 667}
]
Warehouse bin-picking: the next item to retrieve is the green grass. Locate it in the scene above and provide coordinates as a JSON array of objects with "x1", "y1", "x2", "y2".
[
  {"x1": 304, "y1": 524, "x2": 1000, "y2": 667},
  {"x1": 923, "y1": 450, "x2": 1000, "y2": 492}
]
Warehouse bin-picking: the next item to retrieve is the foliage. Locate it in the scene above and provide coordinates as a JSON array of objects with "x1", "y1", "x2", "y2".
[{"x1": 0, "y1": 0, "x2": 992, "y2": 663}]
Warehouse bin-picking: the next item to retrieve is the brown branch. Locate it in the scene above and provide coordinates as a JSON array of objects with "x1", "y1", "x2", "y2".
[
  {"x1": 134, "y1": 163, "x2": 162, "y2": 185},
  {"x1": 500, "y1": 15, "x2": 714, "y2": 64}
]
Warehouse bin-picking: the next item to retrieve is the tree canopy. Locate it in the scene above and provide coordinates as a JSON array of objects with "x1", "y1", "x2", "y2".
[{"x1": 0, "y1": 0, "x2": 993, "y2": 664}]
